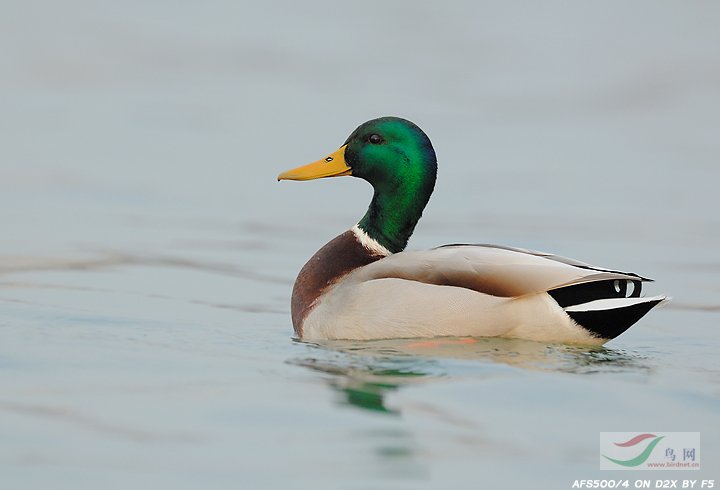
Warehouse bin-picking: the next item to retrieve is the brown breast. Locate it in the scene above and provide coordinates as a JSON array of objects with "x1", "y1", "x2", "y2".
[{"x1": 291, "y1": 230, "x2": 384, "y2": 337}]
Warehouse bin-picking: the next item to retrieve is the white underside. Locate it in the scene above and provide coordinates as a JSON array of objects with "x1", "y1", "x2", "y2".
[{"x1": 302, "y1": 276, "x2": 603, "y2": 345}]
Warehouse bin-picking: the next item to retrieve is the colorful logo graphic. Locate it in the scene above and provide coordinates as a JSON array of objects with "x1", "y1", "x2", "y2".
[
  {"x1": 599, "y1": 432, "x2": 700, "y2": 470},
  {"x1": 602, "y1": 433, "x2": 664, "y2": 467}
]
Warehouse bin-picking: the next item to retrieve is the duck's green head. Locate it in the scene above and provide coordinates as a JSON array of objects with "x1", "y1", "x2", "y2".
[{"x1": 278, "y1": 117, "x2": 437, "y2": 253}]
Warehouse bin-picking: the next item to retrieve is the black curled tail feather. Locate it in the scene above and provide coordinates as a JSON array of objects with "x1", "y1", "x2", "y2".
[
  {"x1": 564, "y1": 298, "x2": 665, "y2": 340},
  {"x1": 548, "y1": 279, "x2": 665, "y2": 339}
]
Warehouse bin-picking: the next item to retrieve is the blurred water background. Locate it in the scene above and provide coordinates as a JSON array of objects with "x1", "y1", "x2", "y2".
[{"x1": 1, "y1": 1, "x2": 719, "y2": 488}]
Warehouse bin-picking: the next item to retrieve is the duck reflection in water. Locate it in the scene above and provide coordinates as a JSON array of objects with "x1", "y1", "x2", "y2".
[{"x1": 292, "y1": 337, "x2": 651, "y2": 415}]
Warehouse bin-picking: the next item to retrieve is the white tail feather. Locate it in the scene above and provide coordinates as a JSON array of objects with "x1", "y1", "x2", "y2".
[{"x1": 564, "y1": 295, "x2": 668, "y2": 312}]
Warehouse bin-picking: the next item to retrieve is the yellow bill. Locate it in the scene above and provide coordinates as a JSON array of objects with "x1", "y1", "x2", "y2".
[{"x1": 277, "y1": 145, "x2": 351, "y2": 181}]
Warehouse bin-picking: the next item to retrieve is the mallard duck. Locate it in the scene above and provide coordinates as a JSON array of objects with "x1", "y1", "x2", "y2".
[{"x1": 278, "y1": 117, "x2": 665, "y2": 344}]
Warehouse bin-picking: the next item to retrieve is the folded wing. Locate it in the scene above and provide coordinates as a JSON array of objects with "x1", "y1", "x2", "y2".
[{"x1": 353, "y1": 244, "x2": 647, "y2": 298}]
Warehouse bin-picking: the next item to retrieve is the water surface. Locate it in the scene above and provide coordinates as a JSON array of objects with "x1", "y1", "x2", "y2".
[{"x1": 1, "y1": 1, "x2": 719, "y2": 488}]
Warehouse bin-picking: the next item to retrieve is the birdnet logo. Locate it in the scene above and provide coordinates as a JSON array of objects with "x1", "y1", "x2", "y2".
[{"x1": 600, "y1": 432, "x2": 700, "y2": 470}]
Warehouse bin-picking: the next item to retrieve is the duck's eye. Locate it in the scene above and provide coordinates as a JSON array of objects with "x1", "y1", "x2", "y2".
[{"x1": 368, "y1": 134, "x2": 383, "y2": 145}]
